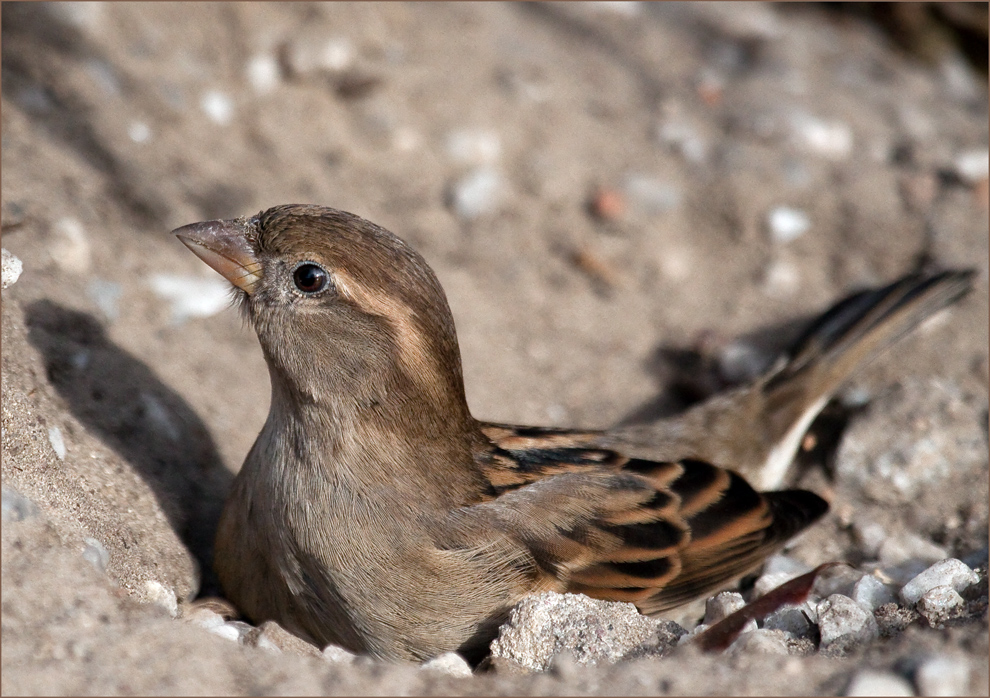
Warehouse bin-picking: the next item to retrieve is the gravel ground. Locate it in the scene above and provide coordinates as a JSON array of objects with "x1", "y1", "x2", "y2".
[{"x1": 2, "y1": 3, "x2": 987, "y2": 695}]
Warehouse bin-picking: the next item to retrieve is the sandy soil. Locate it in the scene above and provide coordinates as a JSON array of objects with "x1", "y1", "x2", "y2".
[{"x1": 2, "y1": 3, "x2": 987, "y2": 694}]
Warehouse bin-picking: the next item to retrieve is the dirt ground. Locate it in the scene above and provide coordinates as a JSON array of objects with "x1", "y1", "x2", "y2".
[{"x1": 1, "y1": 2, "x2": 988, "y2": 695}]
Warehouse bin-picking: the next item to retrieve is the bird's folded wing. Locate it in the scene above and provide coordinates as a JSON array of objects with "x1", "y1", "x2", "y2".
[{"x1": 454, "y1": 423, "x2": 828, "y2": 614}]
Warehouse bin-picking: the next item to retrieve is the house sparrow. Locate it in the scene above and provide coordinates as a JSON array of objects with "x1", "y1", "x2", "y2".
[{"x1": 173, "y1": 204, "x2": 972, "y2": 661}]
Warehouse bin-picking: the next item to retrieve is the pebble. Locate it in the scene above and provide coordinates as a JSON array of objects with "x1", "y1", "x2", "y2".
[
  {"x1": 623, "y1": 175, "x2": 681, "y2": 215},
  {"x1": 718, "y1": 341, "x2": 772, "y2": 384},
  {"x1": 852, "y1": 521, "x2": 887, "y2": 558},
  {"x1": 899, "y1": 559, "x2": 979, "y2": 606},
  {"x1": 751, "y1": 570, "x2": 801, "y2": 599},
  {"x1": 763, "y1": 606, "x2": 814, "y2": 638},
  {"x1": 322, "y1": 644, "x2": 357, "y2": 664},
  {"x1": 704, "y1": 591, "x2": 746, "y2": 624},
  {"x1": 490, "y1": 592, "x2": 683, "y2": 672},
  {"x1": 147, "y1": 273, "x2": 231, "y2": 323},
  {"x1": 817, "y1": 594, "x2": 879, "y2": 653},
  {"x1": 953, "y1": 149, "x2": 989, "y2": 185},
  {"x1": 186, "y1": 608, "x2": 226, "y2": 631},
  {"x1": 916, "y1": 586, "x2": 965, "y2": 628},
  {"x1": 845, "y1": 670, "x2": 914, "y2": 697},
  {"x1": 142, "y1": 580, "x2": 178, "y2": 618},
  {"x1": 728, "y1": 628, "x2": 790, "y2": 656},
  {"x1": 2, "y1": 248, "x2": 23, "y2": 289},
  {"x1": 851, "y1": 575, "x2": 896, "y2": 612},
  {"x1": 87, "y1": 278, "x2": 123, "y2": 321},
  {"x1": 47, "y1": 426, "x2": 67, "y2": 460},
  {"x1": 914, "y1": 654, "x2": 970, "y2": 696},
  {"x1": 200, "y1": 90, "x2": 234, "y2": 126},
  {"x1": 445, "y1": 129, "x2": 501, "y2": 166},
  {"x1": 246, "y1": 53, "x2": 281, "y2": 95},
  {"x1": 878, "y1": 531, "x2": 948, "y2": 568},
  {"x1": 789, "y1": 111, "x2": 853, "y2": 160},
  {"x1": 761, "y1": 256, "x2": 800, "y2": 298},
  {"x1": 52, "y1": 217, "x2": 92, "y2": 274},
  {"x1": 281, "y1": 35, "x2": 354, "y2": 78},
  {"x1": 127, "y1": 121, "x2": 152, "y2": 144},
  {"x1": 448, "y1": 167, "x2": 503, "y2": 220},
  {"x1": 1, "y1": 487, "x2": 40, "y2": 522},
  {"x1": 82, "y1": 536, "x2": 109, "y2": 574},
  {"x1": 206, "y1": 623, "x2": 242, "y2": 643},
  {"x1": 767, "y1": 206, "x2": 810, "y2": 243},
  {"x1": 420, "y1": 652, "x2": 472, "y2": 678}
]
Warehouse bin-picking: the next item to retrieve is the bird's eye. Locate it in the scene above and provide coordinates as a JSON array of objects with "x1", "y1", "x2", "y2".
[{"x1": 292, "y1": 262, "x2": 331, "y2": 294}]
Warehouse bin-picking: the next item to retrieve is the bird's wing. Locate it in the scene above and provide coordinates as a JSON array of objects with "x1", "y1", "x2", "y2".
[{"x1": 457, "y1": 423, "x2": 828, "y2": 614}]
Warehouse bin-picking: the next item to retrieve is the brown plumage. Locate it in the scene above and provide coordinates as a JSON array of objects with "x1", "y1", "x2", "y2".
[{"x1": 173, "y1": 204, "x2": 972, "y2": 662}]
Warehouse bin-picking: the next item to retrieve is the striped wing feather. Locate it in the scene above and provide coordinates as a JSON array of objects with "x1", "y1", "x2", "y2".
[{"x1": 475, "y1": 423, "x2": 829, "y2": 614}]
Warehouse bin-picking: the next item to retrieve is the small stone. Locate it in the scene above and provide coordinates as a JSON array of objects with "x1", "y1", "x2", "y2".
[
  {"x1": 914, "y1": 654, "x2": 970, "y2": 696},
  {"x1": 763, "y1": 606, "x2": 813, "y2": 638},
  {"x1": 752, "y1": 570, "x2": 801, "y2": 599},
  {"x1": 623, "y1": 175, "x2": 681, "y2": 215},
  {"x1": 845, "y1": 670, "x2": 914, "y2": 697},
  {"x1": 246, "y1": 53, "x2": 280, "y2": 95},
  {"x1": 282, "y1": 35, "x2": 354, "y2": 77},
  {"x1": 953, "y1": 149, "x2": 989, "y2": 185},
  {"x1": 200, "y1": 90, "x2": 234, "y2": 126},
  {"x1": 127, "y1": 121, "x2": 151, "y2": 144},
  {"x1": 900, "y1": 559, "x2": 979, "y2": 606},
  {"x1": 47, "y1": 426, "x2": 67, "y2": 460},
  {"x1": 704, "y1": 591, "x2": 746, "y2": 624},
  {"x1": 789, "y1": 111, "x2": 853, "y2": 160},
  {"x1": 490, "y1": 592, "x2": 681, "y2": 672},
  {"x1": 817, "y1": 594, "x2": 879, "y2": 653},
  {"x1": 916, "y1": 586, "x2": 965, "y2": 628},
  {"x1": 87, "y1": 278, "x2": 123, "y2": 321},
  {"x1": 322, "y1": 644, "x2": 357, "y2": 664},
  {"x1": 2, "y1": 249, "x2": 23, "y2": 289},
  {"x1": 728, "y1": 628, "x2": 790, "y2": 656},
  {"x1": 420, "y1": 652, "x2": 472, "y2": 677},
  {"x1": 851, "y1": 575, "x2": 896, "y2": 612},
  {"x1": 448, "y1": 167, "x2": 503, "y2": 220},
  {"x1": 147, "y1": 274, "x2": 231, "y2": 323},
  {"x1": 142, "y1": 581, "x2": 178, "y2": 618},
  {"x1": 52, "y1": 217, "x2": 91, "y2": 274},
  {"x1": 2, "y1": 487, "x2": 40, "y2": 522},
  {"x1": 767, "y1": 206, "x2": 810, "y2": 243},
  {"x1": 186, "y1": 608, "x2": 226, "y2": 630},
  {"x1": 873, "y1": 603, "x2": 921, "y2": 638},
  {"x1": 247, "y1": 621, "x2": 322, "y2": 658},
  {"x1": 82, "y1": 537, "x2": 109, "y2": 574},
  {"x1": 445, "y1": 129, "x2": 501, "y2": 166},
  {"x1": 207, "y1": 623, "x2": 242, "y2": 643},
  {"x1": 852, "y1": 521, "x2": 887, "y2": 558}
]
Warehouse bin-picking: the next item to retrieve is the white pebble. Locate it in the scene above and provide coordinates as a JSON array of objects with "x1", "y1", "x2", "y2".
[
  {"x1": 47, "y1": 426, "x2": 66, "y2": 460},
  {"x1": 899, "y1": 559, "x2": 979, "y2": 606},
  {"x1": 187, "y1": 609, "x2": 225, "y2": 630},
  {"x1": 2, "y1": 248, "x2": 23, "y2": 289},
  {"x1": 763, "y1": 606, "x2": 813, "y2": 637},
  {"x1": 87, "y1": 278, "x2": 123, "y2": 321},
  {"x1": 916, "y1": 586, "x2": 965, "y2": 627},
  {"x1": 852, "y1": 575, "x2": 895, "y2": 612},
  {"x1": 790, "y1": 111, "x2": 853, "y2": 160},
  {"x1": 752, "y1": 570, "x2": 801, "y2": 599},
  {"x1": 420, "y1": 651, "x2": 472, "y2": 677},
  {"x1": 953, "y1": 149, "x2": 988, "y2": 184},
  {"x1": 200, "y1": 90, "x2": 234, "y2": 126},
  {"x1": 914, "y1": 654, "x2": 970, "y2": 697},
  {"x1": 852, "y1": 521, "x2": 887, "y2": 557},
  {"x1": 321, "y1": 644, "x2": 357, "y2": 664},
  {"x1": 147, "y1": 273, "x2": 231, "y2": 323},
  {"x1": 246, "y1": 53, "x2": 280, "y2": 95},
  {"x1": 728, "y1": 628, "x2": 790, "y2": 656},
  {"x1": 52, "y1": 217, "x2": 92, "y2": 274},
  {"x1": 761, "y1": 257, "x2": 800, "y2": 298},
  {"x1": 767, "y1": 206, "x2": 810, "y2": 243},
  {"x1": 445, "y1": 129, "x2": 501, "y2": 166},
  {"x1": 207, "y1": 623, "x2": 242, "y2": 643},
  {"x1": 704, "y1": 591, "x2": 746, "y2": 624},
  {"x1": 449, "y1": 167, "x2": 503, "y2": 220},
  {"x1": 846, "y1": 670, "x2": 914, "y2": 697},
  {"x1": 143, "y1": 580, "x2": 178, "y2": 618},
  {"x1": 817, "y1": 594, "x2": 879, "y2": 652},
  {"x1": 82, "y1": 537, "x2": 109, "y2": 574},
  {"x1": 127, "y1": 121, "x2": 151, "y2": 144},
  {"x1": 623, "y1": 175, "x2": 681, "y2": 215}
]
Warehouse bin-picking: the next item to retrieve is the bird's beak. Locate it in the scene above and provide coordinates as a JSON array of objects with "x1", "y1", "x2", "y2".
[{"x1": 172, "y1": 218, "x2": 262, "y2": 295}]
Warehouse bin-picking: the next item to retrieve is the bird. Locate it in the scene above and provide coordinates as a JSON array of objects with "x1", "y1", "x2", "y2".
[{"x1": 172, "y1": 203, "x2": 973, "y2": 662}]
